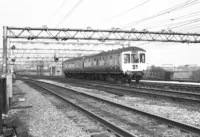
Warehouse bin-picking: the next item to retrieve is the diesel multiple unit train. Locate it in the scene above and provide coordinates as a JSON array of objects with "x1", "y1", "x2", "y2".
[{"x1": 63, "y1": 47, "x2": 147, "y2": 83}]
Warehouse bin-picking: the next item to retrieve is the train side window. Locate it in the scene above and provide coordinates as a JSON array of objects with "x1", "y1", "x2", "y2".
[
  {"x1": 140, "y1": 53, "x2": 145, "y2": 63},
  {"x1": 124, "y1": 54, "x2": 130, "y2": 63}
]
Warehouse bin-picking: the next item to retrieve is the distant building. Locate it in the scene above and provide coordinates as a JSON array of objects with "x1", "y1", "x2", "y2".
[
  {"x1": 176, "y1": 64, "x2": 199, "y2": 71},
  {"x1": 162, "y1": 64, "x2": 174, "y2": 71}
]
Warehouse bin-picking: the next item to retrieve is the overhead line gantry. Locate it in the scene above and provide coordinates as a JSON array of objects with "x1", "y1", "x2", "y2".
[{"x1": 6, "y1": 26, "x2": 200, "y2": 43}]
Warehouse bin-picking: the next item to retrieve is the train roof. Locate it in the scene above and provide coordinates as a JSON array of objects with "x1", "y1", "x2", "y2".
[
  {"x1": 63, "y1": 46, "x2": 145, "y2": 62},
  {"x1": 84, "y1": 46, "x2": 146, "y2": 59}
]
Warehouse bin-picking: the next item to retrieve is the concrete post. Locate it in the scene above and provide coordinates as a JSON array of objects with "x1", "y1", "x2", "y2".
[
  {"x1": 2, "y1": 26, "x2": 8, "y2": 74},
  {"x1": 6, "y1": 74, "x2": 13, "y2": 98}
]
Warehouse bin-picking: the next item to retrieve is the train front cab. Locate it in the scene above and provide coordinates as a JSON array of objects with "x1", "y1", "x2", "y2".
[{"x1": 121, "y1": 50, "x2": 146, "y2": 82}]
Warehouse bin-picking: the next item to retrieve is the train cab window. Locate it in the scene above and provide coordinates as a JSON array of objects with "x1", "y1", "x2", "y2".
[
  {"x1": 131, "y1": 54, "x2": 139, "y2": 63},
  {"x1": 140, "y1": 53, "x2": 145, "y2": 63},
  {"x1": 124, "y1": 54, "x2": 130, "y2": 63}
]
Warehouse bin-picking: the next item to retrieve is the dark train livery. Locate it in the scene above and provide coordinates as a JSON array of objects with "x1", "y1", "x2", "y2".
[{"x1": 63, "y1": 47, "x2": 147, "y2": 82}]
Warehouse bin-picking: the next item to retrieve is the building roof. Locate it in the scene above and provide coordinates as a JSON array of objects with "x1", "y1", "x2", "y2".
[{"x1": 63, "y1": 57, "x2": 83, "y2": 62}]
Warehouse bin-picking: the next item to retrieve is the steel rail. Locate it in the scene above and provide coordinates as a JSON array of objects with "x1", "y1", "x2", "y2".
[
  {"x1": 24, "y1": 79, "x2": 200, "y2": 135},
  {"x1": 130, "y1": 84, "x2": 200, "y2": 96},
  {"x1": 108, "y1": 83, "x2": 200, "y2": 98},
  {"x1": 18, "y1": 76, "x2": 200, "y2": 96},
  {"x1": 25, "y1": 80, "x2": 138, "y2": 137},
  {"x1": 57, "y1": 79, "x2": 200, "y2": 103},
  {"x1": 18, "y1": 76, "x2": 200, "y2": 102},
  {"x1": 140, "y1": 81, "x2": 200, "y2": 90},
  {"x1": 72, "y1": 80, "x2": 200, "y2": 98}
]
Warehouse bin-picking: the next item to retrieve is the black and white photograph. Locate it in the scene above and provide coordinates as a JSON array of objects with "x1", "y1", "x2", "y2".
[{"x1": 0, "y1": 0, "x2": 200, "y2": 136}]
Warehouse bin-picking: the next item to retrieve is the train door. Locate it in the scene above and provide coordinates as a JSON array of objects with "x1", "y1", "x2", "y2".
[
  {"x1": 122, "y1": 52, "x2": 131, "y2": 72},
  {"x1": 137, "y1": 51, "x2": 147, "y2": 71}
]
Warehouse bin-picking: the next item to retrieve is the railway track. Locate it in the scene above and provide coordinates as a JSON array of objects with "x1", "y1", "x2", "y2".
[
  {"x1": 24, "y1": 78, "x2": 200, "y2": 136},
  {"x1": 40, "y1": 78, "x2": 200, "y2": 104},
  {"x1": 20, "y1": 75, "x2": 200, "y2": 92},
  {"x1": 25, "y1": 79, "x2": 138, "y2": 137},
  {"x1": 135, "y1": 81, "x2": 200, "y2": 92}
]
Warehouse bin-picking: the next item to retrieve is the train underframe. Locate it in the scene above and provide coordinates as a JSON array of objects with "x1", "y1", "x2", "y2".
[{"x1": 64, "y1": 71, "x2": 144, "y2": 83}]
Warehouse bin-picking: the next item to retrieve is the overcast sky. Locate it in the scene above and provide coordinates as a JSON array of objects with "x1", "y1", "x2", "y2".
[{"x1": 0, "y1": 0, "x2": 200, "y2": 66}]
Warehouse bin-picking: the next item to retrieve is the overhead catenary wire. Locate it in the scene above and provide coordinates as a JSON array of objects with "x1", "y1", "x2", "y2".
[
  {"x1": 57, "y1": 0, "x2": 84, "y2": 27},
  {"x1": 100, "y1": 0, "x2": 151, "y2": 24},
  {"x1": 120, "y1": 0, "x2": 200, "y2": 29},
  {"x1": 170, "y1": 10, "x2": 200, "y2": 20},
  {"x1": 128, "y1": 0, "x2": 200, "y2": 27},
  {"x1": 151, "y1": 17, "x2": 200, "y2": 30},
  {"x1": 180, "y1": 24, "x2": 200, "y2": 30},
  {"x1": 143, "y1": 10, "x2": 200, "y2": 29},
  {"x1": 49, "y1": 0, "x2": 69, "y2": 22},
  {"x1": 144, "y1": 16, "x2": 200, "y2": 30},
  {"x1": 178, "y1": 25, "x2": 200, "y2": 32},
  {"x1": 90, "y1": 0, "x2": 151, "y2": 28},
  {"x1": 169, "y1": 18, "x2": 200, "y2": 29}
]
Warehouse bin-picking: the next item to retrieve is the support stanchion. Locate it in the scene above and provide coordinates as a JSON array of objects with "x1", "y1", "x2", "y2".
[
  {"x1": 0, "y1": 77, "x2": 5, "y2": 136},
  {"x1": 2, "y1": 77, "x2": 7, "y2": 114}
]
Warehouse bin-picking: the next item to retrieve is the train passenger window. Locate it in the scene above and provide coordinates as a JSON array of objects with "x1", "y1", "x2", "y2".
[
  {"x1": 140, "y1": 53, "x2": 145, "y2": 63},
  {"x1": 131, "y1": 54, "x2": 139, "y2": 63},
  {"x1": 124, "y1": 54, "x2": 130, "y2": 63}
]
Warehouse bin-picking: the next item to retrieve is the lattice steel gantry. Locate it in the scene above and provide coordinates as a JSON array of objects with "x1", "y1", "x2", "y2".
[{"x1": 6, "y1": 26, "x2": 200, "y2": 43}]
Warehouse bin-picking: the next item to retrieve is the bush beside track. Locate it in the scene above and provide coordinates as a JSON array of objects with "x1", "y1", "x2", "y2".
[{"x1": 143, "y1": 67, "x2": 200, "y2": 82}]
